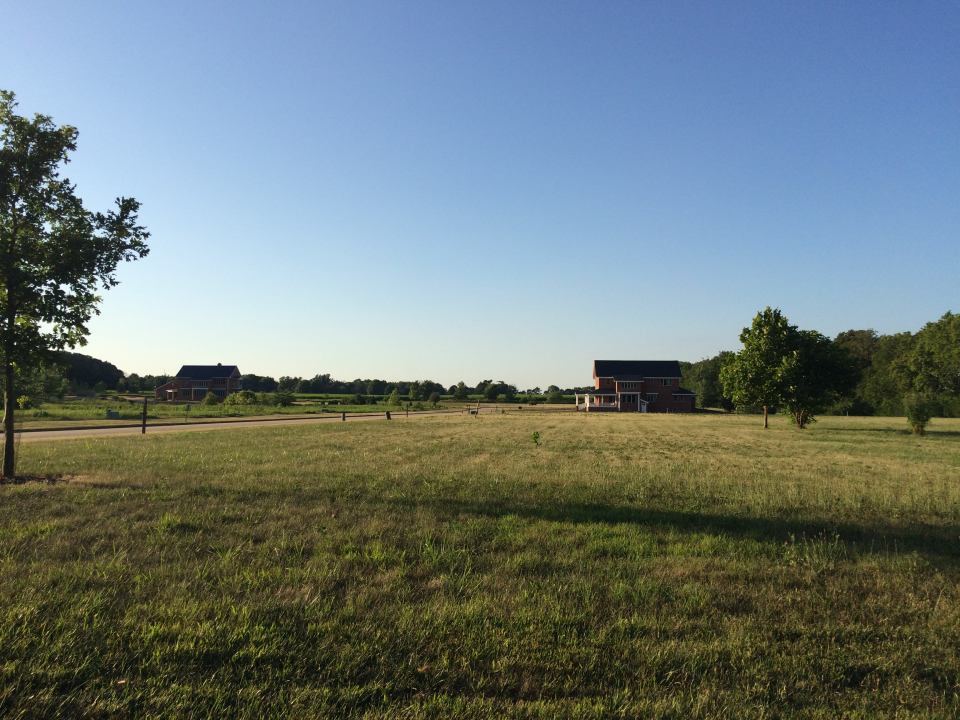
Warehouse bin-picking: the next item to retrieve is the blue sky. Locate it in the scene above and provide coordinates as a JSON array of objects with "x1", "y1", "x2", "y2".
[{"x1": 2, "y1": 1, "x2": 957, "y2": 388}]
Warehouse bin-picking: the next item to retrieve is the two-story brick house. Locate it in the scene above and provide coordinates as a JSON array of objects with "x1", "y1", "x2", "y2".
[
  {"x1": 576, "y1": 360, "x2": 697, "y2": 413},
  {"x1": 154, "y1": 364, "x2": 243, "y2": 402}
]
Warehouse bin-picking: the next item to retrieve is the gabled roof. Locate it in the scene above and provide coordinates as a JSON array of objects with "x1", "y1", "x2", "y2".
[
  {"x1": 175, "y1": 365, "x2": 240, "y2": 380},
  {"x1": 593, "y1": 360, "x2": 683, "y2": 380},
  {"x1": 673, "y1": 387, "x2": 698, "y2": 396}
]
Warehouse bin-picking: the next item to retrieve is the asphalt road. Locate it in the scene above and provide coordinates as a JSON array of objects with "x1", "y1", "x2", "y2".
[{"x1": 12, "y1": 407, "x2": 511, "y2": 442}]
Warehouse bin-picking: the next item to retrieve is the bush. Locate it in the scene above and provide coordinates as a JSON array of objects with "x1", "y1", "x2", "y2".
[
  {"x1": 903, "y1": 393, "x2": 937, "y2": 435},
  {"x1": 547, "y1": 390, "x2": 564, "y2": 404},
  {"x1": 224, "y1": 390, "x2": 256, "y2": 405},
  {"x1": 274, "y1": 391, "x2": 296, "y2": 407},
  {"x1": 387, "y1": 389, "x2": 401, "y2": 406},
  {"x1": 351, "y1": 393, "x2": 366, "y2": 406},
  {"x1": 428, "y1": 392, "x2": 440, "y2": 407},
  {"x1": 202, "y1": 391, "x2": 220, "y2": 406}
]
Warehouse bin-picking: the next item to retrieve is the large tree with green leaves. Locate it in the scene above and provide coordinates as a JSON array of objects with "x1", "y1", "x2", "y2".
[
  {"x1": 720, "y1": 307, "x2": 796, "y2": 428},
  {"x1": 779, "y1": 330, "x2": 858, "y2": 429},
  {"x1": 0, "y1": 90, "x2": 149, "y2": 477}
]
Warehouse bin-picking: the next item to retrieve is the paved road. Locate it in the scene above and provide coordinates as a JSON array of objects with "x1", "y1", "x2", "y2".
[{"x1": 12, "y1": 407, "x2": 512, "y2": 442}]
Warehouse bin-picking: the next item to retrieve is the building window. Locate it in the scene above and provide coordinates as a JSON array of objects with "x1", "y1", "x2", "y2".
[
  {"x1": 213, "y1": 378, "x2": 225, "y2": 386},
  {"x1": 645, "y1": 393, "x2": 658, "y2": 403},
  {"x1": 674, "y1": 395, "x2": 685, "y2": 402},
  {"x1": 214, "y1": 389, "x2": 226, "y2": 398},
  {"x1": 621, "y1": 394, "x2": 638, "y2": 403},
  {"x1": 194, "y1": 381, "x2": 208, "y2": 389},
  {"x1": 620, "y1": 382, "x2": 638, "y2": 390},
  {"x1": 180, "y1": 389, "x2": 188, "y2": 396},
  {"x1": 660, "y1": 379, "x2": 673, "y2": 386}
]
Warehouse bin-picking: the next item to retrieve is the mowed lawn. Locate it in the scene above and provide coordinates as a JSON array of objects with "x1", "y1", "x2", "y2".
[{"x1": 2, "y1": 413, "x2": 960, "y2": 718}]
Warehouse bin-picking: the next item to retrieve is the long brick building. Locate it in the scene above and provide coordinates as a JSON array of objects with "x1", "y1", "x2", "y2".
[{"x1": 576, "y1": 360, "x2": 697, "y2": 413}]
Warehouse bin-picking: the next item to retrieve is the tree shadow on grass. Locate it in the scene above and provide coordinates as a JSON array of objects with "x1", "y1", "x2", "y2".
[
  {"x1": 824, "y1": 426, "x2": 960, "y2": 438},
  {"x1": 404, "y1": 497, "x2": 960, "y2": 563}
]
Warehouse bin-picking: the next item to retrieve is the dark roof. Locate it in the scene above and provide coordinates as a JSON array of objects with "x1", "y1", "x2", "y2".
[
  {"x1": 580, "y1": 389, "x2": 616, "y2": 395},
  {"x1": 593, "y1": 360, "x2": 684, "y2": 380},
  {"x1": 175, "y1": 365, "x2": 240, "y2": 380},
  {"x1": 673, "y1": 387, "x2": 698, "y2": 396}
]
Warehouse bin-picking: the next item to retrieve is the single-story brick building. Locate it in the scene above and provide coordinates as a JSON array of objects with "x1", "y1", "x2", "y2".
[
  {"x1": 154, "y1": 364, "x2": 242, "y2": 402},
  {"x1": 576, "y1": 360, "x2": 697, "y2": 413}
]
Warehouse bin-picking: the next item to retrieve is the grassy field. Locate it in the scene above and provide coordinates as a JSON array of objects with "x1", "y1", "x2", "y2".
[
  {"x1": 2, "y1": 413, "x2": 959, "y2": 718},
  {"x1": 13, "y1": 397, "x2": 477, "y2": 430}
]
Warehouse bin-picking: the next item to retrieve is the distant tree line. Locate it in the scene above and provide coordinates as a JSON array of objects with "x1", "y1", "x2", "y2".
[{"x1": 681, "y1": 309, "x2": 959, "y2": 428}]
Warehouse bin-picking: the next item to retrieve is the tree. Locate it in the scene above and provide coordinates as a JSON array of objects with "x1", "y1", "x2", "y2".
[
  {"x1": 720, "y1": 308, "x2": 795, "y2": 428},
  {"x1": 682, "y1": 352, "x2": 735, "y2": 411},
  {"x1": 453, "y1": 381, "x2": 469, "y2": 401},
  {"x1": 387, "y1": 388, "x2": 401, "y2": 406},
  {"x1": 0, "y1": 90, "x2": 149, "y2": 477},
  {"x1": 408, "y1": 381, "x2": 423, "y2": 402},
  {"x1": 547, "y1": 387, "x2": 563, "y2": 404},
  {"x1": 484, "y1": 382, "x2": 502, "y2": 401},
  {"x1": 428, "y1": 391, "x2": 440, "y2": 407},
  {"x1": 202, "y1": 390, "x2": 220, "y2": 406},
  {"x1": 778, "y1": 330, "x2": 858, "y2": 429},
  {"x1": 501, "y1": 384, "x2": 517, "y2": 403}
]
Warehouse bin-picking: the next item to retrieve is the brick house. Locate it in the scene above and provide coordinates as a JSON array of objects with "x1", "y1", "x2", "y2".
[
  {"x1": 576, "y1": 360, "x2": 697, "y2": 413},
  {"x1": 154, "y1": 364, "x2": 242, "y2": 402}
]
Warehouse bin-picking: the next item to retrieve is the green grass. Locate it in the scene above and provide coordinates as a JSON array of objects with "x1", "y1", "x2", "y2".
[
  {"x1": 14, "y1": 397, "x2": 460, "y2": 429},
  {"x1": 2, "y1": 413, "x2": 960, "y2": 718}
]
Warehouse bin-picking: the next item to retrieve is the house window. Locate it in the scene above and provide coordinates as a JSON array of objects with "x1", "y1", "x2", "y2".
[
  {"x1": 214, "y1": 389, "x2": 226, "y2": 398},
  {"x1": 620, "y1": 382, "x2": 638, "y2": 390},
  {"x1": 621, "y1": 394, "x2": 638, "y2": 403},
  {"x1": 213, "y1": 378, "x2": 225, "y2": 386},
  {"x1": 645, "y1": 393, "x2": 658, "y2": 403},
  {"x1": 180, "y1": 389, "x2": 189, "y2": 396},
  {"x1": 674, "y1": 395, "x2": 685, "y2": 402},
  {"x1": 660, "y1": 379, "x2": 673, "y2": 386},
  {"x1": 194, "y1": 381, "x2": 208, "y2": 388}
]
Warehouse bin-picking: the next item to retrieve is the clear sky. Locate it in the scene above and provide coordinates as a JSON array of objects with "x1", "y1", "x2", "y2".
[{"x1": 2, "y1": 1, "x2": 957, "y2": 389}]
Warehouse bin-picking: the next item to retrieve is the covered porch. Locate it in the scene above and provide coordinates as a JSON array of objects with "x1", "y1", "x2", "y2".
[{"x1": 575, "y1": 390, "x2": 647, "y2": 412}]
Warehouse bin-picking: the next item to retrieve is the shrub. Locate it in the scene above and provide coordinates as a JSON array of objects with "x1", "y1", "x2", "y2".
[
  {"x1": 351, "y1": 393, "x2": 366, "y2": 406},
  {"x1": 274, "y1": 391, "x2": 296, "y2": 407},
  {"x1": 428, "y1": 392, "x2": 440, "y2": 407},
  {"x1": 387, "y1": 389, "x2": 401, "y2": 406},
  {"x1": 224, "y1": 390, "x2": 256, "y2": 405},
  {"x1": 202, "y1": 391, "x2": 220, "y2": 406},
  {"x1": 903, "y1": 393, "x2": 937, "y2": 436},
  {"x1": 547, "y1": 389, "x2": 564, "y2": 404}
]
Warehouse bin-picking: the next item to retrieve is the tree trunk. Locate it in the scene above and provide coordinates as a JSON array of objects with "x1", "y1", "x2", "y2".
[
  {"x1": 2, "y1": 359, "x2": 15, "y2": 478},
  {"x1": 763, "y1": 406, "x2": 768, "y2": 429}
]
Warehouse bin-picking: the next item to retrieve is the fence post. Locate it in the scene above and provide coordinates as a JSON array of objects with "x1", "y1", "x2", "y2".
[
  {"x1": 385, "y1": 411, "x2": 391, "y2": 420},
  {"x1": 341, "y1": 412, "x2": 346, "y2": 421},
  {"x1": 141, "y1": 398, "x2": 148, "y2": 434}
]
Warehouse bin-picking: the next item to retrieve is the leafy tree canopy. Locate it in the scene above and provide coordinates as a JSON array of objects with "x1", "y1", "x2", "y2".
[{"x1": 0, "y1": 90, "x2": 149, "y2": 476}]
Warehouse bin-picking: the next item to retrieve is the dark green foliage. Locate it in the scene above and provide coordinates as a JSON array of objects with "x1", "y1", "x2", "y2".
[
  {"x1": 273, "y1": 391, "x2": 295, "y2": 407},
  {"x1": 780, "y1": 330, "x2": 859, "y2": 429},
  {"x1": 201, "y1": 390, "x2": 220, "y2": 406},
  {"x1": 60, "y1": 352, "x2": 124, "y2": 389},
  {"x1": 242, "y1": 374, "x2": 279, "y2": 393},
  {"x1": 453, "y1": 382, "x2": 469, "y2": 401},
  {"x1": 427, "y1": 391, "x2": 440, "y2": 407},
  {"x1": 903, "y1": 393, "x2": 937, "y2": 435},
  {"x1": 682, "y1": 352, "x2": 735, "y2": 410}
]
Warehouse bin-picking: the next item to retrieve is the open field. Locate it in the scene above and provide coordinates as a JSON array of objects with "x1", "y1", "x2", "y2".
[
  {"x1": 2, "y1": 413, "x2": 960, "y2": 718},
  {"x1": 12, "y1": 398, "x2": 483, "y2": 431}
]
